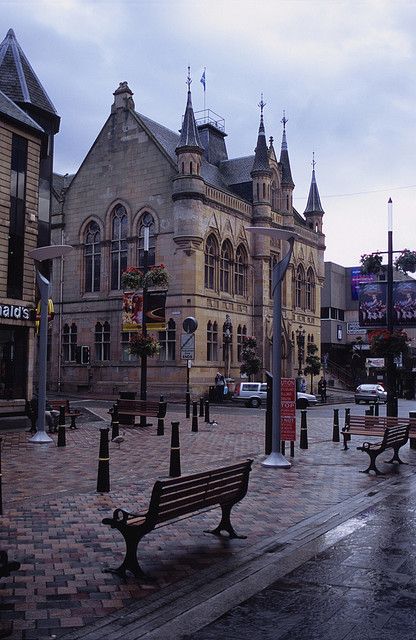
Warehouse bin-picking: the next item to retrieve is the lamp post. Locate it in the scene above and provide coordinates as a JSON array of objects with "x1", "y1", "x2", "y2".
[
  {"x1": 295, "y1": 326, "x2": 306, "y2": 376},
  {"x1": 246, "y1": 227, "x2": 297, "y2": 468},
  {"x1": 386, "y1": 198, "x2": 398, "y2": 417},
  {"x1": 139, "y1": 214, "x2": 152, "y2": 428},
  {"x1": 28, "y1": 244, "x2": 72, "y2": 443},
  {"x1": 223, "y1": 314, "x2": 232, "y2": 380}
]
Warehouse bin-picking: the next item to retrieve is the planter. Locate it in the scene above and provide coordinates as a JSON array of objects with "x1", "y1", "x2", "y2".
[
  {"x1": 121, "y1": 267, "x2": 144, "y2": 291},
  {"x1": 360, "y1": 253, "x2": 383, "y2": 275},
  {"x1": 394, "y1": 250, "x2": 416, "y2": 274},
  {"x1": 121, "y1": 265, "x2": 169, "y2": 291},
  {"x1": 368, "y1": 329, "x2": 409, "y2": 358},
  {"x1": 129, "y1": 333, "x2": 160, "y2": 358}
]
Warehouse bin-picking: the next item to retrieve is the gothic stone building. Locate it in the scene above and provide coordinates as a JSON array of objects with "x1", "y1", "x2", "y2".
[{"x1": 50, "y1": 81, "x2": 325, "y2": 398}]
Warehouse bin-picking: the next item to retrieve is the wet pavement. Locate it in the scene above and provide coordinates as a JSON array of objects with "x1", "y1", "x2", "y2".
[{"x1": 1, "y1": 398, "x2": 416, "y2": 639}]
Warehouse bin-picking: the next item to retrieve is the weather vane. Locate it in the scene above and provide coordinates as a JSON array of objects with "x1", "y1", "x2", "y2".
[
  {"x1": 312, "y1": 151, "x2": 316, "y2": 170},
  {"x1": 258, "y1": 93, "x2": 266, "y2": 115},
  {"x1": 281, "y1": 110, "x2": 288, "y2": 130},
  {"x1": 187, "y1": 66, "x2": 192, "y2": 91}
]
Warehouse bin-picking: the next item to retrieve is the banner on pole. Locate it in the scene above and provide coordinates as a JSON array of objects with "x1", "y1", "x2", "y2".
[
  {"x1": 122, "y1": 291, "x2": 167, "y2": 331},
  {"x1": 281, "y1": 377, "x2": 296, "y2": 441}
]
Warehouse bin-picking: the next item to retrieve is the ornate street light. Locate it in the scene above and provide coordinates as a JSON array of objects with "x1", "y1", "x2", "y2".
[
  {"x1": 139, "y1": 213, "x2": 153, "y2": 428},
  {"x1": 246, "y1": 227, "x2": 297, "y2": 468}
]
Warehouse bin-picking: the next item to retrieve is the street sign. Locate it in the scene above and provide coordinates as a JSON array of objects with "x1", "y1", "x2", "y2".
[
  {"x1": 183, "y1": 316, "x2": 198, "y2": 334},
  {"x1": 180, "y1": 333, "x2": 195, "y2": 360}
]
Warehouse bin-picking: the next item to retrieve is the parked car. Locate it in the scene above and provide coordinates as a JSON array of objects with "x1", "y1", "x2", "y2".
[
  {"x1": 232, "y1": 382, "x2": 317, "y2": 408},
  {"x1": 354, "y1": 384, "x2": 387, "y2": 404}
]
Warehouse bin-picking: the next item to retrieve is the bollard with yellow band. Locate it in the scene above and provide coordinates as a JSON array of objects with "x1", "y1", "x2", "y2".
[{"x1": 35, "y1": 299, "x2": 54, "y2": 334}]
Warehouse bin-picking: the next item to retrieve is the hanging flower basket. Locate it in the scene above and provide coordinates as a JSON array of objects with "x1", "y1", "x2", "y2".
[
  {"x1": 143, "y1": 264, "x2": 169, "y2": 289},
  {"x1": 360, "y1": 253, "x2": 383, "y2": 275},
  {"x1": 394, "y1": 249, "x2": 416, "y2": 274},
  {"x1": 368, "y1": 329, "x2": 409, "y2": 358},
  {"x1": 129, "y1": 333, "x2": 160, "y2": 358},
  {"x1": 121, "y1": 267, "x2": 144, "y2": 291}
]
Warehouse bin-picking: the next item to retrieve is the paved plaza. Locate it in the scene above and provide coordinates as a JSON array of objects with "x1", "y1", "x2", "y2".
[{"x1": 1, "y1": 399, "x2": 416, "y2": 639}]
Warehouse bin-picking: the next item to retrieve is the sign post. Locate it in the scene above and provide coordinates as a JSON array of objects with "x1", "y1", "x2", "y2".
[{"x1": 182, "y1": 317, "x2": 198, "y2": 418}]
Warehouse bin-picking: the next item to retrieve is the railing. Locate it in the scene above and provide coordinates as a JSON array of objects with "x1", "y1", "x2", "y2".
[{"x1": 326, "y1": 360, "x2": 355, "y2": 390}]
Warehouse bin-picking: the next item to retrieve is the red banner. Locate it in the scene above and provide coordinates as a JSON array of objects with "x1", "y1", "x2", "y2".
[{"x1": 281, "y1": 378, "x2": 296, "y2": 441}]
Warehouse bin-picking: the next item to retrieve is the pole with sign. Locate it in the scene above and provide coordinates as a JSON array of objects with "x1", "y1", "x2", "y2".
[{"x1": 182, "y1": 317, "x2": 197, "y2": 418}]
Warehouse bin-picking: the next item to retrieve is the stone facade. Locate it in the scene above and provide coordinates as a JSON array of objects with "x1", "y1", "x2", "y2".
[{"x1": 50, "y1": 82, "x2": 325, "y2": 398}]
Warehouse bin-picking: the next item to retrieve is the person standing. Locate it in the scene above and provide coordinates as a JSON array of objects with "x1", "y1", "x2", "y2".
[
  {"x1": 215, "y1": 371, "x2": 225, "y2": 402},
  {"x1": 318, "y1": 377, "x2": 327, "y2": 403}
]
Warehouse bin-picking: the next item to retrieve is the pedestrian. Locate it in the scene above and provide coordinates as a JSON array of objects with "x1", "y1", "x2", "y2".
[
  {"x1": 300, "y1": 378, "x2": 307, "y2": 393},
  {"x1": 318, "y1": 377, "x2": 327, "y2": 403},
  {"x1": 215, "y1": 371, "x2": 225, "y2": 402}
]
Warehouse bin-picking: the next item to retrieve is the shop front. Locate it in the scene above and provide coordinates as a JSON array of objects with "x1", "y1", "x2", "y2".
[{"x1": 0, "y1": 302, "x2": 34, "y2": 401}]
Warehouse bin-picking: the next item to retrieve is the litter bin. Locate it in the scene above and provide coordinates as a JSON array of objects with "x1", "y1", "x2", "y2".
[{"x1": 119, "y1": 391, "x2": 136, "y2": 425}]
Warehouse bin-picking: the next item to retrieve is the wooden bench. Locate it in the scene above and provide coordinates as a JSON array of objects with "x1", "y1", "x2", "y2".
[
  {"x1": 357, "y1": 424, "x2": 410, "y2": 475},
  {"x1": 48, "y1": 400, "x2": 81, "y2": 430},
  {"x1": 113, "y1": 397, "x2": 167, "y2": 428},
  {"x1": 0, "y1": 550, "x2": 20, "y2": 579},
  {"x1": 342, "y1": 414, "x2": 416, "y2": 451},
  {"x1": 102, "y1": 459, "x2": 253, "y2": 579}
]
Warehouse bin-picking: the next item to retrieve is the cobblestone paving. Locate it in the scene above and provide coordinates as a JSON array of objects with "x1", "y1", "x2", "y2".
[{"x1": 0, "y1": 404, "x2": 415, "y2": 638}]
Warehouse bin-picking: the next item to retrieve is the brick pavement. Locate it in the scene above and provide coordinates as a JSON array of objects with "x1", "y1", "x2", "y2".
[{"x1": 0, "y1": 403, "x2": 415, "y2": 639}]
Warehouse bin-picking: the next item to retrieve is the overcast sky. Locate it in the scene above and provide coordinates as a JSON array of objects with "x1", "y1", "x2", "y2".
[{"x1": 2, "y1": 0, "x2": 416, "y2": 267}]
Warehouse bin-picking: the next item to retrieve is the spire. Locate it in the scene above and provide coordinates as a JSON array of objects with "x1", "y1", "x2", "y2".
[
  {"x1": 279, "y1": 111, "x2": 294, "y2": 187},
  {"x1": 251, "y1": 95, "x2": 271, "y2": 174},
  {"x1": 0, "y1": 28, "x2": 58, "y2": 122},
  {"x1": 304, "y1": 153, "x2": 324, "y2": 214},
  {"x1": 176, "y1": 67, "x2": 203, "y2": 152}
]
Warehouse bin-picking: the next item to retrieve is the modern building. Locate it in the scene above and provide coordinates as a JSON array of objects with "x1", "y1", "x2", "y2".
[
  {"x1": 50, "y1": 78, "x2": 325, "y2": 398},
  {"x1": 0, "y1": 28, "x2": 60, "y2": 410}
]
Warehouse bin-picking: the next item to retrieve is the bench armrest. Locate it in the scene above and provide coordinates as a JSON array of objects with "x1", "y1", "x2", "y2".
[{"x1": 102, "y1": 507, "x2": 147, "y2": 527}]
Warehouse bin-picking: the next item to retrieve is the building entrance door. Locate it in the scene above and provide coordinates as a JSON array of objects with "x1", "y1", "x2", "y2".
[{"x1": 0, "y1": 328, "x2": 27, "y2": 399}]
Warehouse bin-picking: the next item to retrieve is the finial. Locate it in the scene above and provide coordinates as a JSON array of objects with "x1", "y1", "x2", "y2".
[
  {"x1": 187, "y1": 66, "x2": 192, "y2": 91},
  {"x1": 281, "y1": 110, "x2": 288, "y2": 130},
  {"x1": 269, "y1": 136, "x2": 274, "y2": 145},
  {"x1": 312, "y1": 152, "x2": 316, "y2": 171},
  {"x1": 258, "y1": 93, "x2": 266, "y2": 115}
]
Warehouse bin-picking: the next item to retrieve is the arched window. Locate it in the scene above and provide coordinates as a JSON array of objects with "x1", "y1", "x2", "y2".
[
  {"x1": 95, "y1": 321, "x2": 110, "y2": 361},
  {"x1": 159, "y1": 318, "x2": 176, "y2": 361},
  {"x1": 207, "y1": 321, "x2": 218, "y2": 361},
  {"x1": 138, "y1": 212, "x2": 156, "y2": 268},
  {"x1": 235, "y1": 245, "x2": 248, "y2": 296},
  {"x1": 84, "y1": 221, "x2": 101, "y2": 292},
  {"x1": 111, "y1": 205, "x2": 127, "y2": 290},
  {"x1": 220, "y1": 241, "x2": 233, "y2": 293},
  {"x1": 296, "y1": 265, "x2": 305, "y2": 309},
  {"x1": 62, "y1": 323, "x2": 77, "y2": 362},
  {"x1": 306, "y1": 267, "x2": 315, "y2": 312},
  {"x1": 204, "y1": 235, "x2": 218, "y2": 289},
  {"x1": 237, "y1": 324, "x2": 247, "y2": 361}
]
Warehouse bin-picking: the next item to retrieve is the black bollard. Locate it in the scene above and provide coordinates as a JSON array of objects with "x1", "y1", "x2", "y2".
[
  {"x1": 0, "y1": 438, "x2": 2, "y2": 516},
  {"x1": 343, "y1": 408, "x2": 351, "y2": 447},
  {"x1": 199, "y1": 397, "x2": 204, "y2": 418},
  {"x1": 410, "y1": 411, "x2": 416, "y2": 450},
  {"x1": 111, "y1": 405, "x2": 120, "y2": 440},
  {"x1": 59, "y1": 404, "x2": 66, "y2": 426},
  {"x1": 374, "y1": 402, "x2": 379, "y2": 417},
  {"x1": 57, "y1": 424, "x2": 66, "y2": 447},
  {"x1": 299, "y1": 409, "x2": 308, "y2": 449},
  {"x1": 281, "y1": 440, "x2": 285, "y2": 455},
  {"x1": 97, "y1": 427, "x2": 110, "y2": 493},
  {"x1": 169, "y1": 421, "x2": 181, "y2": 477},
  {"x1": 204, "y1": 400, "x2": 210, "y2": 424},
  {"x1": 185, "y1": 391, "x2": 191, "y2": 419},
  {"x1": 332, "y1": 408, "x2": 340, "y2": 442},
  {"x1": 192, "y1": 401, "x2": 198, "y2": 432},
  {"x1": 290, "y1": 441, "x2": 295, "y2": 457}
]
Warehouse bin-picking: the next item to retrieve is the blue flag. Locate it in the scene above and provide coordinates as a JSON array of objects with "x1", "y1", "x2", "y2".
[{"x1": 200, "y1": 70, "x2": 206, "y2": 91}]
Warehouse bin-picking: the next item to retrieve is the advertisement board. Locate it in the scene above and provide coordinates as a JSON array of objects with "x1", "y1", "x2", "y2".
[
  {"x1": 280, "y1": 378, "x2": 296, "y2": 441},
  {"x1": 358, "y1": 280, "x2": 416, "y2": 328},
  {"x1": 122, "y1": 291, "x2": 167, "y2": 331},
  {"x1": 351, "y1": 268, "x2": 376, "y2": 301}
]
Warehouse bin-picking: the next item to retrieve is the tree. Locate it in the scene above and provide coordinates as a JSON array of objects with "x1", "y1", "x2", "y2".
[
  {"x1": 240, "y1": 336, "x2": 262, "y2": 381},
  {"x1": 303, "y1": 343, "x2": 321, "y2": 393}
]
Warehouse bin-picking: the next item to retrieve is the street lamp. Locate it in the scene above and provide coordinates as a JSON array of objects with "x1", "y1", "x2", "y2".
[
  {"x1": 223, "y1": 314, "x2": 232, "y2": 380},
  {"x1": 386, "y1": 198, "x2": 397, "y2": 416},
  {"x1": 139, "y1": 213, "x2": 153, "y2": 428},
  {"x1": 28, "y1": 244, "x2": 73, "y2": 443},
  {"x1": 246, "y1": 226, "x2": 297, "y2": 468},
  {"x1": 295, "y1": 326, "x2": 306, "y2": 376}
]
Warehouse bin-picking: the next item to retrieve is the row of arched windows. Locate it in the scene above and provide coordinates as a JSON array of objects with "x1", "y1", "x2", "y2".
[
  {"x1": 204, "y1": 234, "x2": 248, "y2": 296},
  {"x1": 295, "y1": 265, "x2": 316, "y2": 312}
]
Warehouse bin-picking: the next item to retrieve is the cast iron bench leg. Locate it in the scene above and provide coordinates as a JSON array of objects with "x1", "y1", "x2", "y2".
[
  {"x1": 204, "y1": 503, "x2": 246, "y2": 539},
  {"x1": 360, "y1": 450, "x2": 383, "y2": 475},
  {"x1": 103, "y1": 528, "x2": 147, "y2": 579},
  {"x1": 385, "y1": 446, "x2": 408, "y2": 466}
]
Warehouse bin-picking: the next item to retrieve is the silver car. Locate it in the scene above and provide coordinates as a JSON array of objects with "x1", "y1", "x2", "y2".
[
  {"x1": 354, "y1": 384, "x2": 387, "y2": 404},
  {"x1": 232, "y1": 382, "x2": 317, "y2": 408}
]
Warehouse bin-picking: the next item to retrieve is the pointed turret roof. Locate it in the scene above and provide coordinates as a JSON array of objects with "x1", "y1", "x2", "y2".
[
  {"x1": 304, "y1": 155, "x2": 324, "y2": 214},
  {"x1": 176, "y1": 68, "x2": 203, "y2": 153},
  {"x1": 251, "y1": 96, "x2": 271, "y2": 174},
  {"x1": 0, "y1": 29, "x2": 58, "y2": 120},
  {"x1": 279, "y1": 113, "x2": 294, "y2": 187}
]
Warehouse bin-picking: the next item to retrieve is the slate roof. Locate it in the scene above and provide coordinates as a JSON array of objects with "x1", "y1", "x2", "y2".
[
  {"x1": 176, "y1": 90, "x2": 203, "y2": 151},
  {"x1": 280, "y1": 129, "x2": 294, "y2": 187},
  {"x1": 0, "y1": 88, "x2": 44, "y2": 133},
  {"x1": 304, "y1": 169, "x2": 324, "y2": 214},
  {"x1": 0, "y1": 28, "x2": 58, "y2": 116},
  {"x1": 251, "y1": 114, "x2": 272, "y2": 174}
]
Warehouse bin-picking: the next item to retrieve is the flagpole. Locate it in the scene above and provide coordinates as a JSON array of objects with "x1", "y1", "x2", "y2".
[{"x1": 202, "y1": 67, "x2": 206, "y2": 112}]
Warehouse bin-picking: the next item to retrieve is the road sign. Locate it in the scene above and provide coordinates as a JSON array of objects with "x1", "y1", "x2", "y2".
[
  {"x1": 180, "y1": 333, "x2": 195, "y2": 360},
  {"x1": 183, "y1": 316, "x2": 198, "y2": 334}
]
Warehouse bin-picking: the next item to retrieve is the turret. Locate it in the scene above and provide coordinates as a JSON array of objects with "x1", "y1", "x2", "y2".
[
  {"x1": 279, "y1": 112, "x2": 294, "y2": 214},
  {"x1": 250, "y1": 96, "x2": 272, "y2": 222},
  {"x1": 304, "y1": 154, "x2": 324, "y2": 234}
]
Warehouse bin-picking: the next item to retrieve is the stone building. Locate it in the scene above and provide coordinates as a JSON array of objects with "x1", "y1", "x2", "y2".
[
  {"x1": 0, "y1": 28, "x2": 60, "y2": 409},
  {"x1": 50, "y1": 78, "x2": 325, "y2": 398}
]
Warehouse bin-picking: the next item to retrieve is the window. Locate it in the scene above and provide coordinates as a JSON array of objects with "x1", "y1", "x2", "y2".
[
  {"x1": 220, "y1": 241, "x2": 232, "y2": 293},
  {"x1": 295, "y1": 265, "x2": 305, "y2": 309},
  {"x1": 95, "y1": 321, "x2": 110, "y2": 361},
  {"x1": 62, "y1": 323, "x2": 77, "y2": 362},
  {"x1": 321, "y1": 307, "x2": 329, "y2": 319},
  {"x1": 207, "y1": 321, "x2": 218, "y2": 361},
  {"x1": 111, "y1": 205, "x2": 128, "y2": 289},
  {"x1": 138, "y1": 212, "x2": 156, "y2": 268},
  {"x1": 121, "y1": 332, "x2": 138, "y2": 362},
  {"x1": 235, "y1": 245, "x2": 248, "y2": 296},
  {"x1": 306, "y1": 267, "x2": 315, "y2": 312},
  {"x1": 7, "y1": 134, "x2": 27, "y2": 298},
  {"x1": 237, "y1": 324, "x2": 247, "y2": 361},
  {"x1": 159, "y1": 318, "x2": 176, "y2": 361},
  {"x1": 84, "y1": 221, "x2": 101, "y2": 292},
  {"x1": 204, "y1": 235, "x2": 217, "y2": 289}
]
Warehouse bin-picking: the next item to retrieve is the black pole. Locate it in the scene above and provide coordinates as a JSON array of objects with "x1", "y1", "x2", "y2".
[
  {"x1": 192, "y1": 401, "x2": 198, "y2": 432},
  {"x1": 140, "y1": 241, "x2": 149, "y2": 429},
  {"x1": 185, "y1": 362, "x2": 191, "y2": 419},
  {"x1": 332, "y1": 408, "x2": 340, "y2": 442},
  {"x1": 265, "y1": 371, "x2": 272, "y2": 455},
  {"x1": 97, "y1": 427, "x2": 110, "y2": 493},
  {"x1": 299, "y1": 409, "x2": 308, "y2": 449},
  {"x1": 204, "y1": 400, "x2": 210, "y2": 424},
  {"x1": 0, "y1": 438, "x2": 2, "y2": 516},
  {"x1": 57, "y1": 423, "x2": 66, "y2": 447},
  {"x1": 386, "y1": 198, "x2": 398, "y2": 417},
  {"x1": 199, "y1": 397, "x2": 204, "y2": 418},
  {"x1": 169, "y1": 421, "x2": 181, "y2": 477},
  {"x1": 59, "y1": 405, "x2": 66, "y2": 426},
  {"x1": 157, "y1": 395, "x2": 164, "y2": 436},
  {"x1": 111, "y1": 405, "x2": 120, "y2": 440}
]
